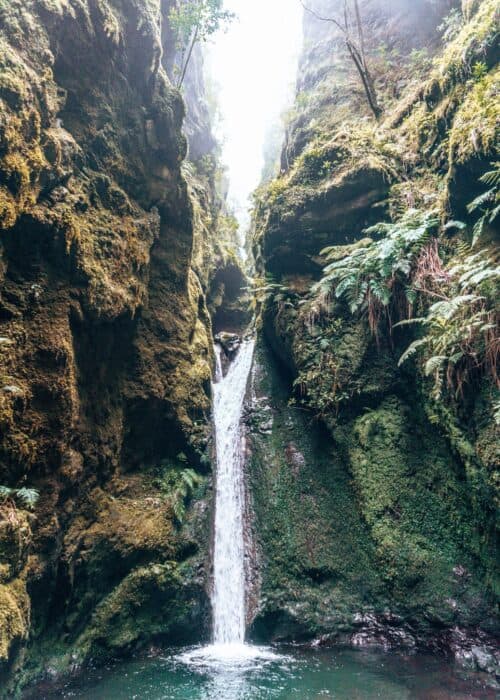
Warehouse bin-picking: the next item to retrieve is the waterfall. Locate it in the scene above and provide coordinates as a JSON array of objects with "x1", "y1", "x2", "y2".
[
  {"x1": 214, "y1": 343, "x2": 223, "y2": 383},
  {"x1": 211, "y1": 338, "x2": 255, "y2": 645}
]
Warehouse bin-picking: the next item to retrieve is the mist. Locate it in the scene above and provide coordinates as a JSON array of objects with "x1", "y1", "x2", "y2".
[{"x1": 207, "y1": 0, "x2": 303, "y2": 233}]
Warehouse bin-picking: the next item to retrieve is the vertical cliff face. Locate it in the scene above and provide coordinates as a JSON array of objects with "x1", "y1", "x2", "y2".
[
  {"x1": 0, "y1": 0, "x2": 241, "y2": 692},
  {"x1": 0, "y1": 0, "x2": 497, "y2": 691},
  {"x1": 250, "y1": 0, "x2": 498, "y2": 663}
]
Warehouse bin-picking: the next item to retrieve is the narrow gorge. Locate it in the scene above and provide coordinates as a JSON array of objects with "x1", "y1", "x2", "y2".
[{"x1": 0, "y1": 0, "x2": 498, "y2": 697}]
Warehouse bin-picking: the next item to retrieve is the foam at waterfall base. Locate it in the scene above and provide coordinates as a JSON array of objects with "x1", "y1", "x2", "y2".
[{"x1": 176, "y1": 643, "x2": 283, "y2": 668}]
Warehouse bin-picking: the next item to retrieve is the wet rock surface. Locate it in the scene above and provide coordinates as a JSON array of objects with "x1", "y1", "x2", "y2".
[{"x1": 246, "y1": 339, "x2": 499, "y2": 674}]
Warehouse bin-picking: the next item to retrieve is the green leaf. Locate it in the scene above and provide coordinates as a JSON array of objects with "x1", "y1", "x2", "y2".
[
  {"x1": 479, "y1": 163, "x2": 500, "y2": 187},
  {"x1": 467, "y1": 189, "x2": 495, "y2": 214},
  {"x1": 334, "y1": 275, "x2": 357, "y2": 299},
  {"x1": 444, "y1": 219, "x2": 466, "y2": 231},
  {"x1": 15, "y1": 487, "x2": 39, "y2": 509},
  {"x1": 393, "y1": 317, "x2": 426, "y2": 328},
  {"x1": 424, "y1": 355, "x2": 447, "y2": 376},
  {"x1": 398, "y1": 337, "x2": 428, "y2": 366}
]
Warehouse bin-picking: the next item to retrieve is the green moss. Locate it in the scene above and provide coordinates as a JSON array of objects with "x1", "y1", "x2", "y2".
[
  {"x1": 251, "y1": 0, "x2": 499, "y2": 651},
  {"x1": 251, "y1": 335, "x2": 497, "y2": 640},
  {"x1": 448, "y1": 67, "x2": 499, "y2": 165},
  {"x1": 258, "y1": 121, "x2": 400, "y2": 224},
  {"x1": 0, "y1": 577, "x2": 29, "y2": 662},
  {"x1": 249, "y1": 341, "x2": 381, "y2": 641},
  {"x1": 347, "y1": 398, "x2": 480, "y2": 597},
  {"x1": 76, "y1": 561, "x2": 206, "y2": 656},
  {"x1": 0, "y1": 509, "x2": 31, "y2": 583},
  {"x1": 436, "y1": 0, "x2": 498, "y2": 91},
  {"x1": 0, "y1": 1, "x2": 223, "y2": 691}
]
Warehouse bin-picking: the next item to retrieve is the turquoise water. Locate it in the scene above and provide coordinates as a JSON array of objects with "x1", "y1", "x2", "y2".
[{"x1": 31, "y1": 646, "x2": 496, "y2": 699}]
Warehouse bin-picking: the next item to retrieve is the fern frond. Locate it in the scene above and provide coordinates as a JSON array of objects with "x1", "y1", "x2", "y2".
[
  {"x1": 488, "y1": 203, "x2": 500, "y2": 222},
  {"x1": 428, "y1": 295, "x2": 481, "y2": 320},
  {"x1": 398, "y1": 337, "x2": 428, "y2": 366},
  {"x1": 424, "y1": 355, "x2": 447, "y2": 375},
  {"x1": 370, "y1": 278, "x2": 390, "y2": 305},
  {"x1": 393, "y1": 317, "x2": 426, "y2": 328},
  {"x1": 479, "y1": 162, "x2": 500, "y2": 187},
  {"x1": 472, "y1": 215, "x2": 486, "y2": 246},
  {"x1": 15, "y1": 488, "x2": 39, "y2": 508},
  {"x1": 444, "y1": 220, "x2": 467, "y2": 231},
  {"x1": 467, "y1": 189, "x2": 495, "y2": 213},
  {"x1": 334, "y1": 275, "x2": 358, "y2": 299}
]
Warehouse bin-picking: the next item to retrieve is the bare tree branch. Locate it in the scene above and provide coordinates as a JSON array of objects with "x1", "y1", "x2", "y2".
[
  {"x1": 300, "y1": 0, "x2": 345, "y2": 34},
  {"x1": 299, "y1": 0, "x2": 382, "y2": 119},
  {"x1": 353, "y1": 0, "x2": 367, "y2": 70},
  {"x1": 346, "y1": 41, "x2": 381, "y2": 118},
  {"x1": 178, "y1": 23, "x2": 200, "y2": 88}
]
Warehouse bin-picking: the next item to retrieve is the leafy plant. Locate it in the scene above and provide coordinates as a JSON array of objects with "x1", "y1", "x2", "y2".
[
  {"x1": 168, "y1": 468, "x2": 203, "y2": 523},
  {"x1": 467, "y1": 162, "x2": 500, "y2": 246},
  {"x1": 471, "y1": 60, "x2": 488, "y2": 81},
  {"x1": 169, "y1": 0, "x2": 234, "y2": 88},
  {"x1": 313, "y1": 208, "x2": 440, "y2": 332},
  {"x1": 408, "y1": 47, "x2": 432, "y2": 72},
  {"x1": 493, "y1": 397, "x2": 500, "y2": 426},
  {"x1": 311, "y1": 188, "x2": 499, "y2": 401},
  {"x1": 153, "y1": 459, "x2": 203, "y2": 524},
  {"x1": 438, "y1": 7, "x2": 463, "y2": 42},
  {"x1": 247, "y1": 277, "x2": 297, "y2": 315},
  {"x1": 0, "y1": 485, "x2": 39, "y2": 509},
  {"x1": 397, "y1": 249, "x2": 499, "y2": 397},
  {"x1": 292, "y1": 318, "x2": 344, "y2": 415}
]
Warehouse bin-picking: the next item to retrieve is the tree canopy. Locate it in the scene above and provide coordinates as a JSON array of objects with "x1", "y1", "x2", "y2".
[{"x1": 170, "y1": 0, "x2": 235, "y2": 87}]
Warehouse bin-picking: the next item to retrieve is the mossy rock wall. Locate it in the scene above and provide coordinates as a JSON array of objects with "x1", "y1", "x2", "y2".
[
  {"x1": 251, "y1": 0, "x2": 499, "y2": 660},
  {"x1": 248, "y1": 340, "x2": 498, "y2": 649},
  {"x1": 0, "y1": 0, "x2": 233, "y2": 693}
]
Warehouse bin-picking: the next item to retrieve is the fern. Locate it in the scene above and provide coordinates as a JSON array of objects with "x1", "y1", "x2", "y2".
[
  {"x1": 15, "y1": 488, "x2": 39, "y2": 509},
  {"x1": 398, "y1": 337, "x2": 429, "y2": 366},
  {"x1": 493, "y1": 399, "x2": 500, "y2": 426},
  {"x1": 424, "y1": 355, "x2": 447, "y2": 376},
  {"x1": 479, "y1": 162, "x2": 500, "y2": 188},
  {"x1": 467, "y1": 162, "x2": 500, "y2": 246},
  {"x1": 154, "y1": 464, "x2": 203, "y2": 525},
  {"x1": 0, "y1": 485, "x2": 39, "y2": 509},
  {"x1": 393, "y1": 317, "x2": 427, "y2": 328},
  {"x1": 427, "y1": 295, "x2": 483, "y2": 320},
  {"x1": 468, "y1": 190, "x2": 495, "y2": 212},
  {"x1": 313, "y1": 208, "x2": 440, "y2": 332},
  {"x1": 311, "y1": 188, "x2": 498, "y2": 405},
  {"x1": 398, "y1": 247, "x2": 499, "y2": 396},
  {"x1": 0, "y1": 485, "x2": 13, "y2": 499}
]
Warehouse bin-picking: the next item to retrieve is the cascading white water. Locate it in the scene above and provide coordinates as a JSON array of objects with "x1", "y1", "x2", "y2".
[
  {"x1": 211, "y1": 338, "x2": 255, "y2": 645},
  {"x1": 214, "y1": 343, "x2": 223, "y2": 383},
  {"x1": 176, "y1": 338, "x2": 281, "y2": 664}
]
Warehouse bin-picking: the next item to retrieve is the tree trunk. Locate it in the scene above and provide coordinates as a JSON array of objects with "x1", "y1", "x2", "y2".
[
  {"x1": 178, "y1": 23, "x2": 199, "y2": 89},
  {"x1": 301, "y1": 0, "x2": 382, "y2": 120},
  {"x1": 346, "y1": 39, "x2": 382, "y2": 119}
]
